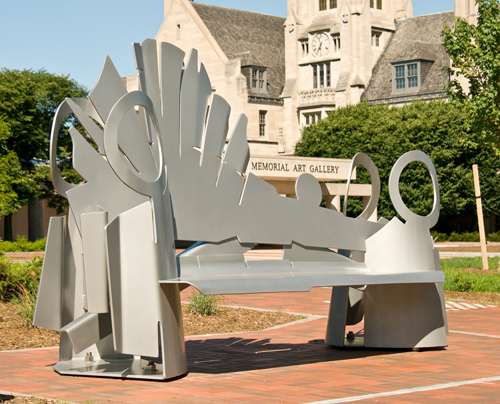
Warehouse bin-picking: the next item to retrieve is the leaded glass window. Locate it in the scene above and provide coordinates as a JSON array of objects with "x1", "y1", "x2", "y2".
[
  {"x1": 395, "y1": 65, "x2": 405, "y2": 89},
  {"x1": 312, "y1": 62, "x2": 331, "y2": 89},
  {"x1": 259, "y1": 111, "x2": 267, "y2": 137},
  {"x1": 392, "y1": 62, "x2": 420, "y2": 92},
  {"x1": 251, "y1": 68, "x2": 267, "y2": 92},
  {"x1": 407, "y1": 63, "x2": 418, "y2": 88}
]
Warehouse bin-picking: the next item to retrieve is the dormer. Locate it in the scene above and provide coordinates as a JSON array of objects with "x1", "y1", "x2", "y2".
[{"x1": 242, "y1": 65, "x2": 268, "y2": 93}]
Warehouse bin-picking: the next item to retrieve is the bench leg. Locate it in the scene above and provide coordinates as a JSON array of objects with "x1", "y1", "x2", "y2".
[
  {"x1": 364, "y1": 283, "x2": 448, "y2": 349},
  {"x1": 325, "y1": 286, "x2": 365, "y2": 346},
  {"x1": 325, "y1": 287, "x2": 349, "y2": 346},
  {"x1": 159, "y1": 283, "x2": 188, "y2": 379}
]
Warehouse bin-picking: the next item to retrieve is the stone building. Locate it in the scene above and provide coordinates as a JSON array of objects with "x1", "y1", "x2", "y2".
[
  {"x1": 282, "y1": 0, "x2": 414, "y2": 153},
  {"x1": 3, "y1": 0, "x2": 480, "y2": 241},
  {"x1": 361, "y1": 11, "x2": 454, "y2": 106},
  {"x1": 151, "y1": 0, "x2": 463, "y2": 156},
  {"x1": 152, "y1": 0, "x2": 287, "y2": 156}
]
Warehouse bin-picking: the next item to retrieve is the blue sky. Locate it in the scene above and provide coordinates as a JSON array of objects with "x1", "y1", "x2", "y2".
[{"x1": 0, "y1": 0, "x2": 454, "y2": 90}]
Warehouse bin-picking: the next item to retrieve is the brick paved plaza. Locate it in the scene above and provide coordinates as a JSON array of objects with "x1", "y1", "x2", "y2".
[{"x1": 1, "y1": 286, "x2": 499, "y2": 403}]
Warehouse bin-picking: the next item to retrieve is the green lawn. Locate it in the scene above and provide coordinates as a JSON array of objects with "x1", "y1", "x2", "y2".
[{"x1": 441, "y1": 257, "x2": 500, "y2": 293}]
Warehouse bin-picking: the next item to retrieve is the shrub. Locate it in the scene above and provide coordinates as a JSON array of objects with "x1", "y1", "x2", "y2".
[
  {"x1": 487, "y1": 231, "x2": 500, "y2": 242},
  {"x1": 431, "y1": 231, "x2": 448, "y2": 241},
  {"x1": 447, "y1": 231, "x2": 480, "y2": 242},
  {"x1": 295, "y1": 100, "x2": 500, "y2": 230},
  {"x1": 452, "y1": 273, "x2": 476, "y2": 292},
  {"x1": 10, "y1": 284, "x2": 37, "y2": 326},
  {"x1": 187, "y1": 292, "x2": 221, "y2": 316},
  {"x1": 0, "y1": 256, "x2": 42, "y2": 301},
  {"x1": 430, "y1": 231, "x2": 500, "y2": 242},
  {"x1": 0, "y1": 236, "x2": 46, "y2": 252}
]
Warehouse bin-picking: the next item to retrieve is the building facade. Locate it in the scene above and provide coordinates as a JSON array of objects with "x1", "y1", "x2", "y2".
[
  {"x1": 151, "y1": 0, "x2": 461, "y2": 156},
  {"x1": 3, "y1": 0, "x2": 482, "y2": 241},
  {"x1": 282, "y1": 0, "x2": 413, "y2": 153},
  {"x1": 361, "y1": 11, "x2": 453, "y2": 106},
  {"x1": 155, "y1": 0, "x2": 286, "y2": 156}
]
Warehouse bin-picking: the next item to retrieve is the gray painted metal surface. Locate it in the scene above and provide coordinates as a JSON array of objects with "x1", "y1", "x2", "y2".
[{"x1": 34, "y1": 39, "x2": 448, "y2": 381}]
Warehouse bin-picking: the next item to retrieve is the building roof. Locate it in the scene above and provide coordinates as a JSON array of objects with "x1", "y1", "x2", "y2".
[
  {"x1": 192, "y1": 2, "x2": 286, "y2": 99},
  {"x1": 362, "y1": 11, "x2": 454, "y2": 104}
]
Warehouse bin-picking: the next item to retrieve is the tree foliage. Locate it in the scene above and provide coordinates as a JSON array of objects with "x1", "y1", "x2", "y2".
[
  {"x1": 0, "y1": 69, "x2": 87, "y2": 219},
  {"x1": 442, "y1": 0, "x2": 500, "y2": 150},
  {"x1": 0, "y1": 119, "x2": 38, "y2": 216},
  {"x1": 294, "y1": 101, "x2": 500, "y2": 232}
]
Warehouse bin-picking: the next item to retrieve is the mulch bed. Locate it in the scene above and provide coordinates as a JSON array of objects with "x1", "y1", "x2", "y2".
[
  {"x1": 0, "y1": 302, "x2": 59, "y2": 352},
  {"x1": 0, "y1": 397, "x2": 59, "y2": 404},
  {"x1": 437, "y1": 245, "x2": 500, "y2": 253},
  {"x1": 0, "y1": 300, "x2": 302, "y2": 352},
  {"x1": 445, "y1": 290, "x2": 500, "y2": 305},
  {"x1": 0, "y1": 301, "x2": 302, "y2": 403},
  {"x1": 458, "y1": 267, "x2": 500, "y2": 275}
]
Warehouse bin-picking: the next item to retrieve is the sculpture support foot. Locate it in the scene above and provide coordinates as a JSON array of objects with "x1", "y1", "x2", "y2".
[
  {"x1": 325, "y1": 286, "x2": 366, "y2": 347},
  {"x1": 364, "y1": 283, "x2": 447, "y2": 349}
]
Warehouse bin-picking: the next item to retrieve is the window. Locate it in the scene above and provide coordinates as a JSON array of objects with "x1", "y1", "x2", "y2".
[
  {"x1": 251, "y1": 68, "x2": 267, "y2": 92},
  {"x1": 395, "y1": 65, "x2": 405, "y2": 89},
  {"x1": 300, "y1": 40, "x2": 309, "y2": 58},
  {"x1": 303, "y1": 112, "x2": 322, "y2": 126},
  {"x1": 332, "y1": 33, "x2": 340, "y2": 52},
  {"x1": 371, "y1": 31, "x2": 381, "y2": 47},
  {"x1": 407, "y1": 63, "x2": 418, "y2": 88},
  {"x1": 259, "y1": 111, "x2": 267, "y2": 137},
  {"x1": 392, "y1": 62, "x2": 420, "y2": 92},
  {"x1": 320, "y1": 0, "x2": 337, "y2": 10},
  {"x1": 370, "y1": 0, "x2": 382, "y2": 9},
  {"x1": 312, "y1": 62, "x2": 331, "y2": 89}
]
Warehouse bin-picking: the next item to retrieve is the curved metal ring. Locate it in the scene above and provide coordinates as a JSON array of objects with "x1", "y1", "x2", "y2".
[
  {"x1": 103, "y1": 91, "x2": 163, "y2": 197},
  {"x1": 50, "y1": 98, "x2": 104, "y2": 198},
  {"x1": 388, "y1": 150, "x2": 440, "y2": 228},
  {"x1": 343, "y1": 152, "x2": 380, "y2": 221}
]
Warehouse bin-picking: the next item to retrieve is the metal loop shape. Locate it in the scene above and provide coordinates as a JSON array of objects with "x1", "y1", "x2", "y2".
[
  {"x1": 388, "y1": 150, "x2": 440, "y2": 228},
  {"x1": 103, "y1": 91, "x2": 163, "y2": 197},
  {"x1": 50, "y1": 98, "x2": 104, "y2": 198},
  {"x1": 343, "y1": 152, "x2": 380, "y2": 221}
]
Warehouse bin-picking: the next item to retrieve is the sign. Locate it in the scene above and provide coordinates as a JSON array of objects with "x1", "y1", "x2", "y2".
[{"x1": 247, "y1": 155, "x2": 355, "y2": 181}]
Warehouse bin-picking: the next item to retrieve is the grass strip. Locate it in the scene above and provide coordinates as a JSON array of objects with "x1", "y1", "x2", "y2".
[{"x1": 441, "y1": 257, "x2": 500, "y2": 293}]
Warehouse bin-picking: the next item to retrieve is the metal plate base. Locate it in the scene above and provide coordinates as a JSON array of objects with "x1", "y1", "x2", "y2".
[
  {"x1": 54, "y1": 357, "x2": 186, "y2": 381},
  {"x1": 343, "y1": 336, "x2": 365, "y2": 348}
]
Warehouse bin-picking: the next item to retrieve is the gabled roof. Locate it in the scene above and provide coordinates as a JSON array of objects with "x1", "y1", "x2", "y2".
[
  {"x1": 192, "y1": 2, "x2": 286, "y2": 99},
  {"x1": 362, "y1": 11, "x2": 454, "y2": 103}
]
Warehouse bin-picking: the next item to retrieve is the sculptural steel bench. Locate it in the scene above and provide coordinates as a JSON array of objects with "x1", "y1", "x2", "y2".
[{"x1": 33, "y1": 39, "x2": 447, "y2": 381}]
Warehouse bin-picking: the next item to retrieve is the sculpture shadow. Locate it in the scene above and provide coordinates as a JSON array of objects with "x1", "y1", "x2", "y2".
[{"x1": 185, "y1": 334, "x2": 401, "y2": 375}]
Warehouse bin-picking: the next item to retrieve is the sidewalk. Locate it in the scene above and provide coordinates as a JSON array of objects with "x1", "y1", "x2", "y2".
[
  {"x1": 1, "y1": 287, "x2": 500, "y2": 403},
  {"x1": 436, "y1": 241, "x2": 500, "y2": 258}
]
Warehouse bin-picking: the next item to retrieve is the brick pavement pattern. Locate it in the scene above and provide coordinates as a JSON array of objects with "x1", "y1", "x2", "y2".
[{"x1": 1, "y1": 288, "x2": 500, "y2": 403}]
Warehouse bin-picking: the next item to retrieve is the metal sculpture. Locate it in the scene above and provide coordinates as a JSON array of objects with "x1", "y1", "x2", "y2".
[{"x1": 33, "y1": 39, "x2": 447, "y2": 381}]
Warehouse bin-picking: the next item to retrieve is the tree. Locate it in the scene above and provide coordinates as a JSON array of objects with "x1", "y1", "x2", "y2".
[
  {"x1": 442, "y1": 0, "x2": 500, "y2": 150},
  {"x1": 294, "y1": 101, "x2": 500, "y2": 233},
  {"x1": 0, "y1": 69, "x2": 87, "y2": 240}
]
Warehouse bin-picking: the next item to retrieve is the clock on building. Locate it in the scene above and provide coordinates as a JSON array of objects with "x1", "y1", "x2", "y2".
[{"x1": 311, "y1": 32, "x2": 330, "y2": 57}]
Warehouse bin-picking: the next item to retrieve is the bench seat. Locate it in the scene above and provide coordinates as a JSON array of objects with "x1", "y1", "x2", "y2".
[{"x1": 162, "y1": 258, "x2": 444, "y2": 295}]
